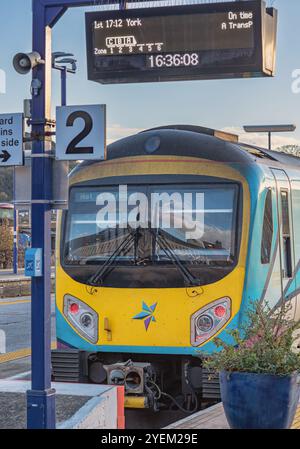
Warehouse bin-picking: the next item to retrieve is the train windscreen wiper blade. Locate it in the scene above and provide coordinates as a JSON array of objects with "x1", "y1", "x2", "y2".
[
  {"x1": 150, "y1": 229, "x2": 201, "y2": 287},
  {"x1": 86, "y1": 230, "x2": 137, "y2": 286}
]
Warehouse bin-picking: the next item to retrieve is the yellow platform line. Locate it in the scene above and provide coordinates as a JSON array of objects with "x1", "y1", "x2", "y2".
[
  {"x1": 0, "y1": 300, "x2": 30, "y2": 306},
  {"x1": 0, "y1": 342, "x2": 57, "y2": 364},
  {"x1": 291, "y1": 406, "x2": 300, "y2": 429}
]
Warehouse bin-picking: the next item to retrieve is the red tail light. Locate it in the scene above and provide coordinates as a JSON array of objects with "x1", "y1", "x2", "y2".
[
  {"x1": 214, "y1": 305, "x2": 226, "y2": 318},
  {"x1": 69, "y1": 302, "x2": 79, "y2": 314}
]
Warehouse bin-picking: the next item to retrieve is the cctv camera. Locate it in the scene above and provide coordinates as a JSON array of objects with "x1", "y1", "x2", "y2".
[{"x1": 13, "y1": 52, "x2": 44, "y2": 75}]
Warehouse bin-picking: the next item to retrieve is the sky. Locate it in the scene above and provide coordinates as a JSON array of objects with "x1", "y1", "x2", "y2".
[{"x1": 0, "y1": 0, "x2": 300, "y2": 148}]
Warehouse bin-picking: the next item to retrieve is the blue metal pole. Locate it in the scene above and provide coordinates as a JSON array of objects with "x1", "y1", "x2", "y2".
[
  {"x1": 26, "y1": 0, "x2": 56, "y2": 429},
  {"x1": 13, "y1": 167, "x2": 18, "y2": 275},
  {"x1": 61, "y1": 67, "x2": 67, "y2": 106}
]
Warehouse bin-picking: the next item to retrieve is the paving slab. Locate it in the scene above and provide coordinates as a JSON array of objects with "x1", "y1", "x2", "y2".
[
  {"x1": 166, "y1": 401, "x2": 300, "y2": 430},
  {"x1": 166, "y1": 403, "x2": 229, "y2": 429}
]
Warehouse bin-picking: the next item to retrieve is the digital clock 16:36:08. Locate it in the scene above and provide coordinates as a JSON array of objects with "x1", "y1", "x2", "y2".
[{"x1": 148, "y1": 53, "x2": 200, "y2": 68}]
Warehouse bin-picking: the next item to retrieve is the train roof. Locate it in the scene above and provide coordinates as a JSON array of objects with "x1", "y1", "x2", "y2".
[{"x1": 72, "y1": 125, "x2": 300, "y2": 176}]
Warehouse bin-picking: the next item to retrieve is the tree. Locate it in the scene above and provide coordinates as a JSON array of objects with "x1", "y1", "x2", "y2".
[
  {"x1": 0, "y1": 167, "x2": 13, "y2": 202},
  {"x1": 0, "y1": 218, "x2": 13, "y2": 269},
  {"x1": 275, "y1": 145, "x2": 300, "y2": 157}
]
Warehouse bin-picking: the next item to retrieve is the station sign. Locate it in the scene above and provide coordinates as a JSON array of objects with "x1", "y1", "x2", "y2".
[
  {"x1": 85, "y1": 0, "x2": 277, "y2": 84},
  {"x1": 0, "y1": 113, "x2": 24, "y2": 166},
  {"x1": 56, "y1": 104, "x2": 106, "y2": 161}
]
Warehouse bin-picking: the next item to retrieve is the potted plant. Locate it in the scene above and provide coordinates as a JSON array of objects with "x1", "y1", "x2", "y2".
[{"x1": 203, "y1": 301, "x2": 300, "y2": 429}]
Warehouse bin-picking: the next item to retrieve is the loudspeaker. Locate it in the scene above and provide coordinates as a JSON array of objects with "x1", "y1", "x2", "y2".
[{"x1": 13, "y1": 52, "x2": 44, "y2": 75}]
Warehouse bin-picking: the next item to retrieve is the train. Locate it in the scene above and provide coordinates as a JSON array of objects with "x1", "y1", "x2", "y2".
[{"x1": 52, "y1": 125, "x2": 300, "y2": 412}]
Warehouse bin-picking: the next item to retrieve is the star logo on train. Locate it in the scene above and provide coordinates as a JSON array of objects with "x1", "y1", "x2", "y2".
[{"x1": 133, "y1": 302, "x2": 157, "y2": 331}]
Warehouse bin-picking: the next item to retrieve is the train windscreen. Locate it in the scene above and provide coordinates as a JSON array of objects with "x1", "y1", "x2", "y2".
[{"x1": 63, "y1": 184, "x2": 238, "y2": 268}]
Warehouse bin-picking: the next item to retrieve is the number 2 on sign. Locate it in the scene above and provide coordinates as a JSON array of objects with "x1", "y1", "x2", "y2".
[{"x1": 66, "y1": 111, "x2": 94, "y2": 154}]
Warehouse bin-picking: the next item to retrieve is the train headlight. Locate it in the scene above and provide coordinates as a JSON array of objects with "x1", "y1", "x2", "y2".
[
  {"x1": 80, "y1": 313, "x2": 93, "y2": 328},
  {"x1": 196, "y1": 314, "x2": 214, "y2": 333},
  {"x1": 63, "y1": 295, "x2": 98, "y2": 344},
  {"x1": 191, "y1": 297, "x2": 231, "y2": 347}
]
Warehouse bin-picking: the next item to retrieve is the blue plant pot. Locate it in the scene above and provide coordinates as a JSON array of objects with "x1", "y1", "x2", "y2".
[{"x1": 220, "y1": 371, "x2": 300, "y2": 429}]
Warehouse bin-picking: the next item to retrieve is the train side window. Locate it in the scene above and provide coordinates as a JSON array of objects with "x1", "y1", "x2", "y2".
[
  {"x1": 261, "y1": 190, "x2": 273, "y2": 264},
  {"x1": 280, "y1": 189, "x2": 292, "y2": 278}
]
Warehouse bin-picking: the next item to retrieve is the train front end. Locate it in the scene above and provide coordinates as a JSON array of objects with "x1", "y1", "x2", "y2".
[{"x1": 54, "y1": 128, "x2": 251, "y2": 411}]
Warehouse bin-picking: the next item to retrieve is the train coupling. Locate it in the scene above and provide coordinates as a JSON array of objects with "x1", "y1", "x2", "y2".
[{"x1": 103, "y1": 361, "x2": 157, "y2": 409}]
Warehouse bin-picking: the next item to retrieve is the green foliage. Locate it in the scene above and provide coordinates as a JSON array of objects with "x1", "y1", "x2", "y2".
[
  {"x1": 276, "y1": 145, "x2": 300, "y2": 157},
  {"x1": 0, "y1": 218, "x2": 13, "y2": 268},
  {"x1": 203, "y1": 301, "x2": 300, "y2": 376},
  {"x1": 0, "y1": 167, "x2": 13, "y2": 201}
]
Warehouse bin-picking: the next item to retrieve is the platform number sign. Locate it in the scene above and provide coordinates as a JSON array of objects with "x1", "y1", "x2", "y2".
[{"x1": 56, "y1": 104, "x2": 106, "y2": 161}]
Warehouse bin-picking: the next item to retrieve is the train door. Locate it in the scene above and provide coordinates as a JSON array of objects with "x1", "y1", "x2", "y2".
[{"x1": 271, "y1": 169, "x2": 296, "y2": 319}]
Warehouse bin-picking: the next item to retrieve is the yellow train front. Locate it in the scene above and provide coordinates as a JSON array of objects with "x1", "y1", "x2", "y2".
[{"x1": 53, "y1": 125, "x2": 251, "y2": 411}]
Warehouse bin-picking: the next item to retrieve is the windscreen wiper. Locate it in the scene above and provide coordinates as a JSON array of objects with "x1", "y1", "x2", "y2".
[
  {"x1": 150, "y1": 229, "x2": 201, "y2": 287},
  {"x1": 87, "y1": 229, "x2": 140, "y2": 286}
]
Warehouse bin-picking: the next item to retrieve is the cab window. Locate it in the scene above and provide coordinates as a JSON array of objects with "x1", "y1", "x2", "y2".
[
  {"x1": 280, "y1": 189, "x2": 292, "y2": 278},
  {"x1": 261, "y1": 189, "x2": 273, "y2": 264}
]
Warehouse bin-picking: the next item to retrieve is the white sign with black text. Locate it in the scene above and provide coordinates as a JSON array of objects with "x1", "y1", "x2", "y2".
[
  {"x1": 0, "y1": 113, "x2": 24, "y2": 166},
  {"x1": 56, "y1": 104, "x2": 106, "y2": 161}
]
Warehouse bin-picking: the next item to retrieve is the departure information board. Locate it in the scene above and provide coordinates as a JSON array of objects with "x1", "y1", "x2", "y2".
[{"x1": 86, "y1": 1, "x2": 277, "y2": 84}]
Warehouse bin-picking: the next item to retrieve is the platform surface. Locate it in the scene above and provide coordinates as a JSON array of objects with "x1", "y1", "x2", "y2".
[
  {"x1": 166, "y1": 402, "x2": 300, "y2": 430},
  {"x1": 0, "y1": 268, "x2": 55, "y2": 282},
  {"x1": 0, "y1": 392, "x2": 89, "y2": 429},
  {"x1": 0, "y1": 380, "x2": 119, "y2": 429}
]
